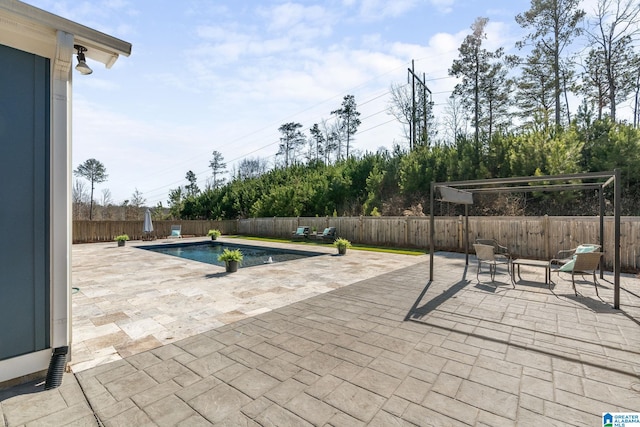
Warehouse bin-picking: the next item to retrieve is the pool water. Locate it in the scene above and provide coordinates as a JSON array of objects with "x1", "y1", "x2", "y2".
[{"x1": 139, "y1": 241, "x2": 324, "y2": 268}]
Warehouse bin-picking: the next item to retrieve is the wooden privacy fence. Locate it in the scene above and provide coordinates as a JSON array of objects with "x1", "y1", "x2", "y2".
[
  {"x1": 73, "y1": 220, "x2": 237, "y2": 243},
  {"x1": 237, "y1": 216, "x2": 640, "y2": 271},
  {"x1": 74, "y1": 216, "x2": 640, "y2": 271}
]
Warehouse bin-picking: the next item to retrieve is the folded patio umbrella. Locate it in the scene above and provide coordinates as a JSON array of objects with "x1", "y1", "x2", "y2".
[{"x1": 143, "y1": 208, "x2": 153, "y2": 234}]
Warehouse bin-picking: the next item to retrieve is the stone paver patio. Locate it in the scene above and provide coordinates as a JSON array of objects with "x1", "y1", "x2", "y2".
[
  {"x1": 69, "y1": 237, "x2": 427, "y2": 372},
  {"x1": 1, "y1": 238, "x2": 639, "y2": 426}
]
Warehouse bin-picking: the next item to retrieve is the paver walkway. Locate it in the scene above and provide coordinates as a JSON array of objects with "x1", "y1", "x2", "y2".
[{"x1": 2, "y1": 249, "x2": 639, "y2": 426}]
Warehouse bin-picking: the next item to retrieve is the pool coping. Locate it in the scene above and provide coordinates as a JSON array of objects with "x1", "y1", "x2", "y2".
[{"x1": 137, "y1": 240, "x2": 328, "y2": 268}]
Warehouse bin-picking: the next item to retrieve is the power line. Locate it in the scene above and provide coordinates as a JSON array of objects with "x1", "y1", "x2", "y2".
[{"x1": 355, "y1": 118, "x2": 398, "y2": 135}]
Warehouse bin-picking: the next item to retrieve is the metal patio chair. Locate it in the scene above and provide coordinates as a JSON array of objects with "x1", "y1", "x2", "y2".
[
  {"x1": 473, "y1": 243, "x2": 511, "y2": 284},
  {"x1": 563, "y1": 251, "x2": 603, "y2": 296}
]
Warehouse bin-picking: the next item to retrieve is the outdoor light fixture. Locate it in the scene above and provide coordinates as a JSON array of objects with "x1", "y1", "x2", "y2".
[{"x1": 74, "y1": 44, "x2": 93, "y2": 75}]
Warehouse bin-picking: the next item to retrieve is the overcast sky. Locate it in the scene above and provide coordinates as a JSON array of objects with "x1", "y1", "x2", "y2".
[{"x1": 25, "y1": 0, "x2": 611, "y2": 206}]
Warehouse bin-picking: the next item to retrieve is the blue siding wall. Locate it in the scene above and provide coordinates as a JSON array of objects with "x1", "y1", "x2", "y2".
[{"x1": 0, "y1": 44, "x2": 50, "y2": 360}]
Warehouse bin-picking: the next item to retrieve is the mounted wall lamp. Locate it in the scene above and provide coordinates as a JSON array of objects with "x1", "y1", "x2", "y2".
[{"x1": 73, "y1": 44, "x2": 93, "y2": 75}]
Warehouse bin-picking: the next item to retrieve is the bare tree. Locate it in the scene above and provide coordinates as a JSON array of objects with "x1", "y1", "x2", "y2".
[
  {"x1": 72, "y1": 179, "x2": 89, "y2": 220},
  {"x1": 236, "y1": 157, "x2": 269, "y2": 180},
  {"x1": 320, "y1": 118, "x2": 339, "y2": 164},
  {"x1": 441, "y1": 94, "x2": 468, "y2": 143},
  {"x1": 99, "y1": 188, "x2": 114, "y2": 220},
  {"x1": 101, "y1": 188, "x2": 113, "y2": 206},
  {"x1": 126, "y1": 188, "x2": 146, "y2": 220},
  {"x1": 387, "y1": 82, "x2": 412, "y2": 145}
]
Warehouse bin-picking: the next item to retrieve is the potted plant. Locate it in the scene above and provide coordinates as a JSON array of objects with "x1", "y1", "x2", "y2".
[
  {"x1": 218, "y1": 248, "x2": 243, "y2": 273},
  {"x1": 115, "y1": 234, "x2": 129, "y2": 247},
  {"x1": 207, "y1": 229, "x2": 222, "y2": 240},
  {"x1": 334, "y1": 238, "x2": 351, "y2": 255}
]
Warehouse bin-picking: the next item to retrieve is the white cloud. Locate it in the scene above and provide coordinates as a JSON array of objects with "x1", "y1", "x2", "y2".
[
  {"x1": 262, "y1": 3, "x2": 329, "y2": 32},
  {"x1": 357, "y1": 0, "x2": 420, "y2": 20},
  {"x1": 143, "y1": 72, "x2": 200, "y2": 94},
  {"x1": 429, "y1": 0, "x2": 455, "y2": 14},
  {"x1": 484, "y1": 20, "x2": 515, "y2": 51},
  {"x1": 184, "y1": 2, "x2": 230, "y2": 18},
  {"x1": 196, "y1": 25, "x2": 238, "y2": 41},
  {"x1": 78, "y1": 77, "x2": 120, "y2": 91}
]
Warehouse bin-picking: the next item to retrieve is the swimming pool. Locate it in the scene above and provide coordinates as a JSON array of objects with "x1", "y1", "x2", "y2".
[{"x1": 139, "y1": 241, "x2": 325, "y2": 268}]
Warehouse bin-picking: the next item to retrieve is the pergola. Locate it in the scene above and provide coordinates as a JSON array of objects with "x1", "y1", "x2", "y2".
[{"x1": 429, "y1": 170, "x2": 622, "y2": 309}]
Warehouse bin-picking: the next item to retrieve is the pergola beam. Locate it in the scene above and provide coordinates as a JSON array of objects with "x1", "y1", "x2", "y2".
[
  {"x1": 465, "y1": 183, "x2": 602, "y2": 193},
  {"x1": 442, "y1": 171, "x2": 616, "y2": 187}
]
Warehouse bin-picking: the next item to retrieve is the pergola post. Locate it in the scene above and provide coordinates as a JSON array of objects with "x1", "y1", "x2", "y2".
[
  {"x1": 429, "y1": 181, "x2": 435, "y2": 281},
  {"x1": 599, "y1": 186, "x2": 604, "y2": 279},
  {"x1": 614, "y1": 169, "x2": 621, "y2": 309},
  {"x1": 464, "y1": 204, "x2": 469, "y2": 265}
]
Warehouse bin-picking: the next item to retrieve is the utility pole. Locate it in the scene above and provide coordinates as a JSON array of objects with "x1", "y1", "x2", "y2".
[
  {"x1": 423, "y1": 72, "x2": 429, "y2": 146},
  {"x1": 407, "y1": 60, "x2": 432, "y2": 149},
  {"x1": 410, "y1": 60, "x2": 416, "y2": 150}
]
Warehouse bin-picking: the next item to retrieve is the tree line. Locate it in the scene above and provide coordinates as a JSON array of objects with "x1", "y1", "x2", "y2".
[{"x1": 169, "y1": 118, "x2": 640, "y2": 219}]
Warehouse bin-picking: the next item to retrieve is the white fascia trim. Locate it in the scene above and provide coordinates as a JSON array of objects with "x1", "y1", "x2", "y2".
[{"x1": 0, "y1": 0, "x2": 131, "y2": 67}]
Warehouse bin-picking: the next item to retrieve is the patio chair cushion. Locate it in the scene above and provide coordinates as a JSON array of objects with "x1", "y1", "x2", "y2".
[{"x1": 559, "y1": 244, "x2": 599, "y2": 272}]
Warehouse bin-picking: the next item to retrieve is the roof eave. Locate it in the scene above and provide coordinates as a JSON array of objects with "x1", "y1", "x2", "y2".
[{"x1": 1, "y1": 0, "x2": 131, "y2": 67}]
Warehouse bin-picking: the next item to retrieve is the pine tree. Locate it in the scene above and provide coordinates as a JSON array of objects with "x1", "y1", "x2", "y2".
[
  {"x1": 73, "y1": 158, "x2": 108, "y2": 220},
  {"x1": 516, "y1": 0, "x2": 585, "y2": 128}
]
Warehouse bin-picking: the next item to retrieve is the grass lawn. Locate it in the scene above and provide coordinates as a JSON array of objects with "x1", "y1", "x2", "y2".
[{"x1": 226, "y1": 235, "x2": 426, "y2": 256}]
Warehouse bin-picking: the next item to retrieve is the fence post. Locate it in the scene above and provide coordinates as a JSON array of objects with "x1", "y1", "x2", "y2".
[
  {"x1": 543, "y1": 215, "x2": 550, "y2": 260},
  {"x1": 405, "y1": 216, "x2": 409, "y2": 247}
]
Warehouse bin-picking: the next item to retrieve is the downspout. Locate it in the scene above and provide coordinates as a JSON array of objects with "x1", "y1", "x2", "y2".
[{"x1": 47, "y1": 30, "x2": 74, "y2": 388}]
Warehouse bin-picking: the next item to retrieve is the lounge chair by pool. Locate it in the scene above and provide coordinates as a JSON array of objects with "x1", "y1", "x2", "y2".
[
  {"x1": 317, "y1": 227, "x2": 336, "y2": 242},
  {"x1": 168, "y1": 225, "x2": 182, "y2": 239},
  {"x1": 292, "y1": 226, "x2": 310, "y2": 239}
]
